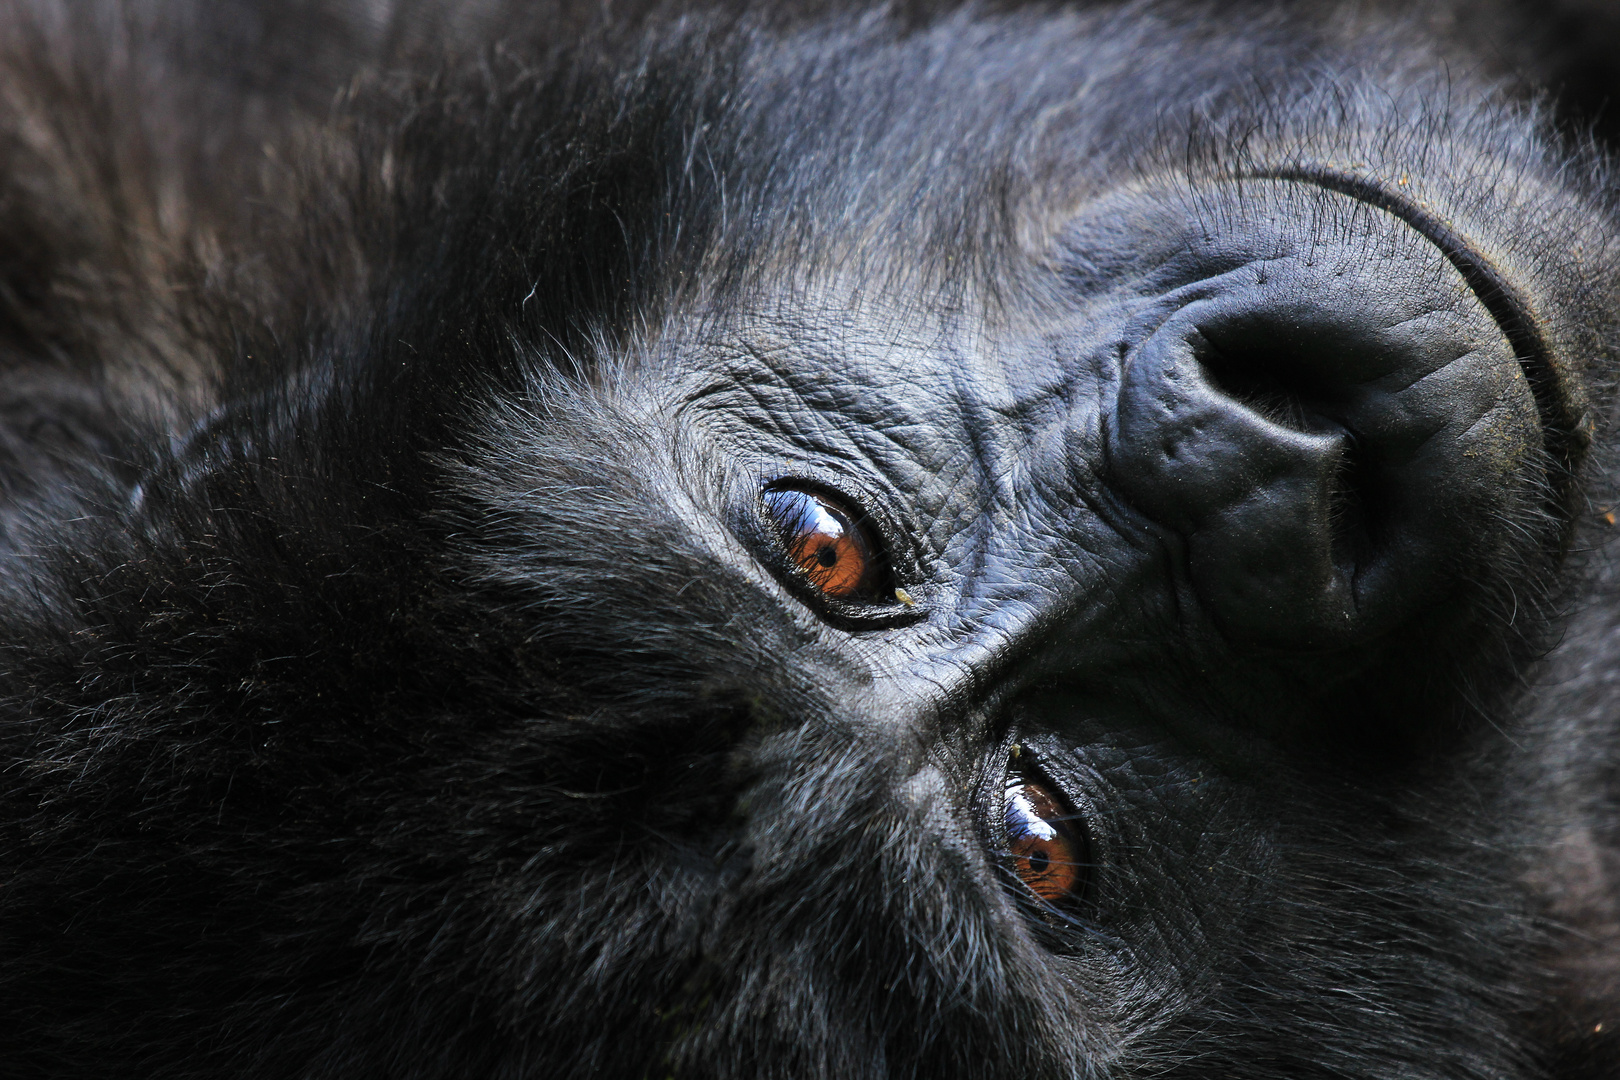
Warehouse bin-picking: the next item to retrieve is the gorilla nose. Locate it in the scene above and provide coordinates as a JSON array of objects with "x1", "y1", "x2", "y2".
[{"x1": 1106, "y1": 189, "x2": 1559, "y2": 650}]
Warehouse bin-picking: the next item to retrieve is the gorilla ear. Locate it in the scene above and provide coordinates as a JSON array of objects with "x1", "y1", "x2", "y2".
[{"x1": 1099, "y1": 181, "x2": 1571, "y2": 653}]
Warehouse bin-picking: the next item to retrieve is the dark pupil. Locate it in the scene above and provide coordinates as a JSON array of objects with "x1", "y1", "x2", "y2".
[
  {"x1": 1028, "y1": 850, "x2": 1049, "y2": 873},
  {"x1": 816, "y1": 544, "x2": 838, "y2": 568}
]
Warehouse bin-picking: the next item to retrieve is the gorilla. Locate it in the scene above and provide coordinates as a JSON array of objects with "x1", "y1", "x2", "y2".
[{"x1": 4, "y1": 1, "x2": 1620, "y2": 1077}]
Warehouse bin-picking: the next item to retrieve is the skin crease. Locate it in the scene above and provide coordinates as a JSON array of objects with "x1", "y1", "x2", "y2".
[{"x1": 3, "y1": 1, "x2": 1620, "y2": 1078}]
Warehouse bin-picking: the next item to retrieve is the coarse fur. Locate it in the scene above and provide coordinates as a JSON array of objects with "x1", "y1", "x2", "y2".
[{"x1": 3, "y1": 1, "x2": 1620, "y2": 1077}]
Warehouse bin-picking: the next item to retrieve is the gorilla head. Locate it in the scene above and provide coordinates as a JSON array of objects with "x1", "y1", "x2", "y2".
[{"x1": 2, "y1": 2, "x2": 1620, "y2": 1078}]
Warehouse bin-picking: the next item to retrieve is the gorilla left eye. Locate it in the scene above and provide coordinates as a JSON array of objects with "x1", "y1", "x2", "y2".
[
  {"x1": 1003, "y1": 775, "x2": 1090, "y2": 905},
  {"x1": 762, "y1": 485, "x2": 886, "y2": 601}
]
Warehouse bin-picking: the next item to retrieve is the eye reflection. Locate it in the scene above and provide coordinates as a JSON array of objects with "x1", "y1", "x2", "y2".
[
  {"x1": 762, "y1": 486, "x2": 883, "y2": 601},
  {"x1": 1003, "y1": 777, "x2": 1089, "y2": 904}
]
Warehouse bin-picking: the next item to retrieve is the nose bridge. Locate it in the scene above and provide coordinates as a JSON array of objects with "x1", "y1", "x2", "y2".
[{"x1": 890, "y1": 475, "x2": 1169, "y2": 720}]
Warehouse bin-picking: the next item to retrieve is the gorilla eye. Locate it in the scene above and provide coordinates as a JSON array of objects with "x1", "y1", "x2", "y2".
[
  {"x1": 762, "y1": 485, "x2": 885, "y2": 601},
  {"x1": 1003, "y1": 776, "x2": 1090, "y2": 904}
]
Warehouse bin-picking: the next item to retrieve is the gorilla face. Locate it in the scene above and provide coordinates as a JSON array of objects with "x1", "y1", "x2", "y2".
[{"x1": 2, "y1": 3, "x2": 1620, "y2": 1078}]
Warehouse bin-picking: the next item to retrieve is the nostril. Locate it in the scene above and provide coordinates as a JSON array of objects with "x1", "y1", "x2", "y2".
[
  {"x1": 1199, "y1": 343, "x2": 1334, "y2": 436},
  {"x1": 1262, "y1": 165, "x2": 1586, "y2": 520},
  {"x1": 1050, "y1": 172, "x2": 1584, "y2": 675},
  {"x1": 1106, "y1": 232, "x2": 1544, "y2": 650},
  {"x1": 1196, "y1": 342, "x2": 1378, "y2": 578},
  {"x1": 1324, "y1": 429, "x2": 1374, "y2": 578}
]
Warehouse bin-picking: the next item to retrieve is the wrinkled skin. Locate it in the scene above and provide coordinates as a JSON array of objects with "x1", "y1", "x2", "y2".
[{"x1": 3, "y1": 2, "x2": 1620, "y2": 1077}]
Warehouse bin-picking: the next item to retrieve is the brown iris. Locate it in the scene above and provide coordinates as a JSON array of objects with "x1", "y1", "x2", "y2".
[
  {"x1": 762, "y1": 486, "x2": 882, "y2": 601},
  {"x1": 1004, "y1": 777, "x2": 1089, "y2": 904}
]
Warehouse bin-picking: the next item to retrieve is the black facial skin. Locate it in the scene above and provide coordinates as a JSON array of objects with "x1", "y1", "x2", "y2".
[{"x1": 3, "y1": 1, "x2": 1620, "y2": 1078}]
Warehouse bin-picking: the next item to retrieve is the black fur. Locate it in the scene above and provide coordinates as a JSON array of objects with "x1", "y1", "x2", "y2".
[{"x1": 3, "y1": 2, "x2": 1620, "y2": 1077}]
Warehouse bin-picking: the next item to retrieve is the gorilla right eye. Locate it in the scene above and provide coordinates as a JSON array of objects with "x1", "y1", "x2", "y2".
[
  {"x1": 761, "y1": 485, "x2": 887, "y2": 602},
  {"x1": 1002, "y1": 774, "x2": 1091, "y2": 907}
]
